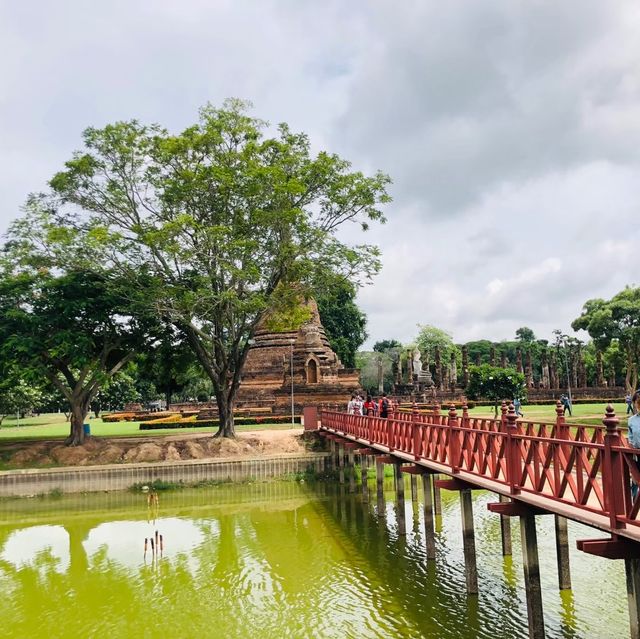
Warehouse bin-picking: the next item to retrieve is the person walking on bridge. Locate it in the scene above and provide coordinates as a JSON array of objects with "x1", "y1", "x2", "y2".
[
  {"x1": 379, "y1": 393, "x2": 391, "y2": 419},
  {"x1": 627, "y1": 392, "x2": 640, "y2": 498},
  {"x1": 560, "y1": 394, "x2": 572, "y2": 417}
]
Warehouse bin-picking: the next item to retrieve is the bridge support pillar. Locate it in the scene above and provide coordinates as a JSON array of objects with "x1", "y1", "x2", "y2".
[
  {"x1": 433, "y1": 475, "x2": 442, "y2": 516},
  {"x1": 376, "y1": 459, "x2": 385, "y2": 512},
  {"x1": 328, "y1": 439, "x2": 336, "y2": 470},
  {"x1": 394, "y1": 462, "x2": 406, "y2": 536},
  {"x1": 520, "y1": 513, "x2": 545, "y2": 639},
  {"x1": 338, "y1": 443, "x2": 345, "y2": 485},
  {"x1": 554, "y1": 515, "x2": 572, "y2": 590},
  {"x1": 626, "y1": 558, "x2": 640, "y2": 639},
  {"x1": 410, "y1": 475, "x2": 418, "y2": 502},
  {"x1": 361, "y1": 455, "x2": 369, "y2": 503},
  {"x1": 347, "y1": 448, "x2": 356, "y2": 493},
  {"x1": 499, "y1": 495, "x2": 512, "y2": 556},
  {"x1": 421, "y1": 473, "x2": 436, "y2": 560},
  {"x1": 460, "y1": 488, "x2": 478, "y2": 595}
]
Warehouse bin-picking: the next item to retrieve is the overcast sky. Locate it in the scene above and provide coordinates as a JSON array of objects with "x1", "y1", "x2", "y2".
[{"x1": 2, "y1": 0, "x2": 640, "y2": 348}]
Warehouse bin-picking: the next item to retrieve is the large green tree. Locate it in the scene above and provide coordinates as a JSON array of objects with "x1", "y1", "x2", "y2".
[
  {"x1": 0, "y1": 266, "x2": 154, "y2": 445},
  {"x1": 572, "y1": 287, "x2": 640, "y2": 393},
  {"x1": 466, "y1": 364, "x2": 526, "y2": 417},
  {"x1": 47, "y1": 99, "x2": 390, "y2": 437},
  {"x1": 316, "y1": 278, "x2": 367, "y2": 368}
]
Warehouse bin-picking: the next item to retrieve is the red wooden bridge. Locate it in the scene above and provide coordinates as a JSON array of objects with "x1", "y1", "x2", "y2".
[{"x1": 319, "y1": 401, "x2": 640, "y2": 555}]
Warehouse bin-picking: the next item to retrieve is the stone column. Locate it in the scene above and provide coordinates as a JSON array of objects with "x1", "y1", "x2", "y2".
[
  {"x1": 462, "y1": 345, "x2": 470, "y2": 388},
  {"x1": 525, "y1": 350, "x2": 534, "y2": 388},
  {"x1": 490, "y1": 344, "x2": 496, "y2": 366},
  {"x1": 450, "y1": 352, "x2": 457, "y2": 392},
  {"x1": 377, "y1": 356, "x2": 384, "y2": 394},
  {"x1": 500, "y1": 350, "x2": 508, "y2": 369},
  {"x1": 516, "y1": 348, "x2": 524, "y2": 375},
  {"x1": 541, "y1": 351, "x2": 550, "y2": 390},
  {"x1": 435, "y1": 347, "x2": 442, "y2": 390},
  {"x1": 596, "y1": 349, "x2": 605, "y2": 387}
]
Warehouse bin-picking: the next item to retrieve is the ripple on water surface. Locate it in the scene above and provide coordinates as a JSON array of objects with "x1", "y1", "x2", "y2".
[{"x1": 0, "y1": 481, "x2": 629, "y2": 638}]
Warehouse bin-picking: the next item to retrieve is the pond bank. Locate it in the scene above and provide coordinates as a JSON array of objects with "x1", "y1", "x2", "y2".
[{"x1": 0, "y1": 450, "x2": 328, "y2": 497}]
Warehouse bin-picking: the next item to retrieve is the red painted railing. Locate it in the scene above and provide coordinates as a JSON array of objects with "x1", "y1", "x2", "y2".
[{"x1": 320, "y1": 401, "x2": 640, "y2": 540}]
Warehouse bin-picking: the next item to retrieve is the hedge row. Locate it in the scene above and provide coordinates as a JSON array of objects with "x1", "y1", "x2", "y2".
[{"x1": 139, "y1": 415, "x2": 302, "y2": 430}]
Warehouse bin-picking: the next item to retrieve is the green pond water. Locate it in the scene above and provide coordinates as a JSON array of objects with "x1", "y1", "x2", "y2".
[{"x1": 0, "y1": 478, "x2": 629, "y2": 638}]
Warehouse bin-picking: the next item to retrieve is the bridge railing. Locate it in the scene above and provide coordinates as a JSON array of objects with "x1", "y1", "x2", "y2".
[{"x1": 320, "y1": 401, "x2": 640, "y2": 535}]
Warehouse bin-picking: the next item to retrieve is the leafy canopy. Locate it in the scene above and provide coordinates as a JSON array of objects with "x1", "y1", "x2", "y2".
[
  {"x1": 466, "y1": 364, "x2": 526, "y2": 414},
  {"x1": 572, "y1": 287, "x2": 640, "y2": 392},
  {"x1": 45, "y1": 99, "x2": 391, "y2": 436}
]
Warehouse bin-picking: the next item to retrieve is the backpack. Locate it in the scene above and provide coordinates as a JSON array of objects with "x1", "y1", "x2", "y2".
[{"x1": 381, "y1": 398, "x2": 389, "y2": 413}]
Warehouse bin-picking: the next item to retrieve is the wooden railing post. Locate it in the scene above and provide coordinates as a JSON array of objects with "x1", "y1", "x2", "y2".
[
  {"x1": 555, "y1": 399, "x2": 569, "y2": 439},
  {"x1": 462, "y1": 399, "x2": 469, "y2": 428},
  {"x1": 448, "y1": 404, "x2": 460, "y2": 473},
  {"x1": 500, "y1": 400, "x2": 507, "y2": 432},
  {"x1": 603, "y1": 404, "x2": 626, "y2": 529},
  {"x1": 506, "y1": 403, "x2": 521, "y2": 494}
]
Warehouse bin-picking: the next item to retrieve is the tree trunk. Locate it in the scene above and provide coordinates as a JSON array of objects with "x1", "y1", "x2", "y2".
[
  {"x1": 66, "y1": 399, "x2": 89, "y2": 446},
  {"x1": 215, "y1": 391, "x2": 236, "y2": 438}
]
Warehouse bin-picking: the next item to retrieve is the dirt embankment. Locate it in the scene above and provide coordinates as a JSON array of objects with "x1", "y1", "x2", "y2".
[{"x1": 2, "y1": 429, "x2": 308, "y2": 469}]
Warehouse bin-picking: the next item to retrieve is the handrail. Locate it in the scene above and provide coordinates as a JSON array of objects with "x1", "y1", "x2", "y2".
[{"x1": 320, "y1": 401, "x2": 640, "y2": 540}]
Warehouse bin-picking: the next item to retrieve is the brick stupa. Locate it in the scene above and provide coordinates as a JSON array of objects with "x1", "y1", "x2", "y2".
[{"x1": 236, "y1": 298, "x2": 360, "y2": 414}]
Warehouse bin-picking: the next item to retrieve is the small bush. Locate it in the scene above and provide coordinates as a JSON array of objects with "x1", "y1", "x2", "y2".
[
  {"x1": 139, "y1": 415, "x2": 301, "y2": 430},
  {"x1": 138, "y1": 412, "x2": 181, "y2": 422},
  {"x1": 102, "y1": 412, "x2": 137, "y2": 422}
]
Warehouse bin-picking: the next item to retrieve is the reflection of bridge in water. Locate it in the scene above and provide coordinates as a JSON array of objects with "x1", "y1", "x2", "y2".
[{"x1": 318, "y1": 400, "x2": 640, "y2": 639}]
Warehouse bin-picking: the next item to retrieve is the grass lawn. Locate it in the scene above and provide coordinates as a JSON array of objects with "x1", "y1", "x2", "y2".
[
  {"x1": 467, "y1": 401, "x2": 629, "y2": 427},
  {"x1": 0, "y1": 402, "x2": 631, "y2": 443},
  {"x1": 0, "y1": 412, "x2": 300, "y2": 442}
]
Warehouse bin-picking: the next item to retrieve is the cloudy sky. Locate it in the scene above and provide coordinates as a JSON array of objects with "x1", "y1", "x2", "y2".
[{"x1": 2, "y1": 0, "x2": 640, "y2": 347}]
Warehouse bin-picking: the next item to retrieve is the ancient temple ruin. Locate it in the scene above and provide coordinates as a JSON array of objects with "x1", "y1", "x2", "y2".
[{"x1": 236, "y1": 298, "x2": 360, "y2": 413}]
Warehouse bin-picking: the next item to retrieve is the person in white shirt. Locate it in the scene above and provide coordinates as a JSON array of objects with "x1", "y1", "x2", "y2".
[
  {"x1": 627, "y1": 392, "x2": 640, "y2": 498},
  {"x1": 347, "y1": 395, "x2": 357, "y2": 414}
]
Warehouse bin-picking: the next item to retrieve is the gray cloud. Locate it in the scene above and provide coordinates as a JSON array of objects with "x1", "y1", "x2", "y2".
[{"x1": 1, "y1": 1, "x2": 640, "y2": 350}]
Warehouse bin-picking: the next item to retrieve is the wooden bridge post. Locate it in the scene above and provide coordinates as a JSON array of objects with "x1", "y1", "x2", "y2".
[
  {"x1": 421, "y1": 472, "x2": 437, "y2": 560},
  {"x1": 376, "y1": 457, "x2": 385, "y2": 513},
  {"x1": 432, "y1": 402, "x2": 443, "y2": 516},
  {"x1": 460, "y1": 487, "x2": 479, "y2": 594},
  {"x1": 554, "y1": 515, "x2": 571, "y2": 590},
  {"x1": 506, "y1": 403, "x2": 521, "y2": 495},
  {"x1": 361, "y1": 454, "x2": 369, "y2": 503},
  {"x1": 448, "y1": 404, "x2": 461, "y2": 473},
  {"x1": 520, "y1": 512, "x2": 545, "y2": 639},
  {"x1": 438, "y1": 477, "x2": 479, "y2": 595},
  {"x1": 625, "y1": 558, "x2": 640, "y2": 639},
  {"x1": 394, "y1": 462, "x2": 407, "y2": 535},
  {"x1": 552, "y1": 399, "x2": 572, "y2": 589},
  {"x1": 411, "y1": 403, "x2": 419, "y2": 502},
  {"x1": 338, "y1": 442, "x2": 345, "y2": 485},
  {"x1": 499, "y1": 401, "x2": 513, "y2": 556},
  {"x1": 603, "y1": 404, "x2": 626, "y2": 530},
  {"x1": 347, "y1": 446, "x2": 356, "y2": 494},
  {"x1": 328, "y1": 438, "x2": 336, "y2": 470},
  {"x1": 376, "y1": 457, "x2": 384, "y2": 498}
]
